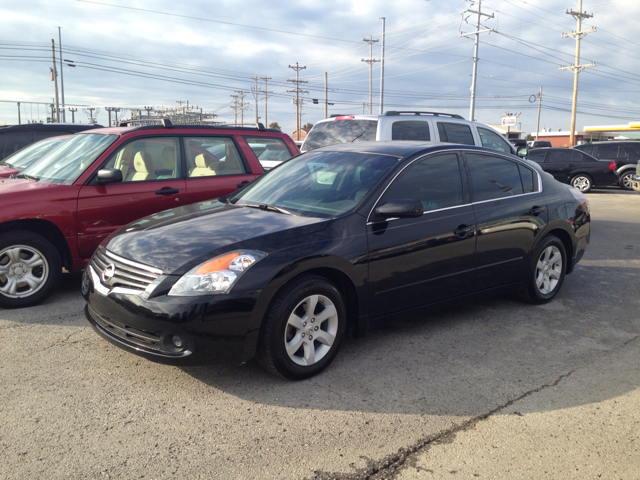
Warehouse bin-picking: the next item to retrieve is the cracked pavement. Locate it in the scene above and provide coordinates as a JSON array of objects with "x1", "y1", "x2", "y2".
[{"x1": 1, "y1": 189, "x2": 639, "y2": 479}]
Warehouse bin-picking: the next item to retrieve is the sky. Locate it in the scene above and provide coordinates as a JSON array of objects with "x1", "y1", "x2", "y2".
[{"x1": 1, "y1": 0, "x2": 638, "y2": 137}]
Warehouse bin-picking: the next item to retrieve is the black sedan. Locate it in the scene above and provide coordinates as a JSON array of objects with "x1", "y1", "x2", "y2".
[
  {"x1": 526, "y1": 147, "x2": 617, "y2": 192},
  {"x1": 83, "y1": 142, "x2": 591, "y2": 380}
]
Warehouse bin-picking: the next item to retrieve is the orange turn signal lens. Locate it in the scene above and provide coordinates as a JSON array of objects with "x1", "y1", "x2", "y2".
[{"x1": 194, "y1": 252, "x2": 239, "y2": 274}]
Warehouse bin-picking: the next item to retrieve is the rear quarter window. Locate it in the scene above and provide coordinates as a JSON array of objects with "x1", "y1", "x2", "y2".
[
  {"x1": 437, "y1": 122, "x2": 475, "y2": 145},
  {"x1": 391, "y1": 121, "x2": 431, "y2": 141}
]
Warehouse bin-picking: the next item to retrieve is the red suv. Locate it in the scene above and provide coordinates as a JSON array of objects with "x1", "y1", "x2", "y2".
[{"x1": 0, "y1": 121, "x2": 298, "y2": 308}]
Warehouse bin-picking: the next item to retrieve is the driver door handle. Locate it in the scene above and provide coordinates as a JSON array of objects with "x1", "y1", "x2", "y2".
[
  {"x1": 155, "y1": 188, "x2": 180, "y2": 196},
  {"x1": 529, "y1": 206, "x2": 547, "y2": 215},
  {"x1": 454, "y1": 224, "x2": 475, "y2": 238}
]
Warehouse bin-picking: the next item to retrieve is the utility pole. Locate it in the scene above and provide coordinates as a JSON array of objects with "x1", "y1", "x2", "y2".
[
  {"x1": 58, "y1": 27, "x2": 66, "y2": 122},
  {"x1": 50, "y1": 39, "x2": 60, "y2": 122},
  {"x1": 287, "y1": 62, "x2": 308, "y2": 138},
  {"x1": 324, "y1": 72, "x2": 328, "y2": 119},
  {"x1": 379, "y1": 17, "x2": 386, "y2": 115},
  {"x1": 259, "y1": 76, "x2": 271, "y2": 127},
  {"x1": 105, "y1": 106, "x2": 116, "y2": 127},
  {"x1": 536, "y1": 87, "x2": 543, "y2": 140},
  {"x1": 461, "y1": 0, "x2": 494, "y2": 122},
  {"x1": 252, "y1": 76, "x2": 260, "y2": 123},
  {"x1": 560, "y1": 0, "x2": 595, "y2": 147},
  {"x1": 233, "y1": 90, "x2": 249, "y2": 124},
  {"x1": 361, "y1": 36, "x2": 379, "y2": 115},
  {"x1": 69, "y1": 107, "x2": 77, "y2": 123},
  {"x1": 230, "y1": 95, "x2": 240, "y2": 124},
  {"x1": 17, "y1": 102, "x2": 21, "y2": 124}
]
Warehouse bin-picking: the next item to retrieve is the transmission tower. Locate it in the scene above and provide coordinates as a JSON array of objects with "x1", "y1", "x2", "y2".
[
  {"x1": 361, "y1": 36, "x2": 380, "y2": 115},
  {"x1": 287, "y1": 62, "x2": 308, "y2": 138},
  {"x1": 560, "y1": 0, "x2": 595, "y2": 146}
]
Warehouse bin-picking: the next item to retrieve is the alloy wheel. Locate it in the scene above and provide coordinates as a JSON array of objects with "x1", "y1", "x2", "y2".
[
  {"x1": 284, "y1": 294, "x2": 339, "y2": 366},
  {"x1": 535, "y1": 245, "x2": 562, "y2": 295}
]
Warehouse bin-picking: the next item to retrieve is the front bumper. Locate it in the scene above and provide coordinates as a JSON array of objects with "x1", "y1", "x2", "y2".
[{"x1": 83, "y1": 265, "x2": 263, "y2": 366}]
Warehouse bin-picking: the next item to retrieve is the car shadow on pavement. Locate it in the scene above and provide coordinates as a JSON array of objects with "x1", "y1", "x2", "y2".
[{"x1": 182, "y1": 262, "x2": 640, "y2": 417}]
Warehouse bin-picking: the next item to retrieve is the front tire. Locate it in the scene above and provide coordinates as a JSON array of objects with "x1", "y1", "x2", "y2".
[
  {"x1": 571, "y1": 174, "x2": 592, "y2": 193},
  {"x1": 0, "y1": 231, "x2": 62, "y2": 309},
  {"x1": 619, "y1": 171, "x2": 635, "y2": 190},
  {"x1": 256, "y1": 275, "x2": 346, "y2": 380},
  {"x1": 519, "y1": 235, "x2": 566, "y2": 304}
]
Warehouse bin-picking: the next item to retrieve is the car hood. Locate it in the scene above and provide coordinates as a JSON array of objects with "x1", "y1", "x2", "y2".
[
  {"x1": 105, "y1": 200, "x2": 331, "y2": 274},
  {"x1": 0, "y1": 166, "x2": 20, "y2": 178}
]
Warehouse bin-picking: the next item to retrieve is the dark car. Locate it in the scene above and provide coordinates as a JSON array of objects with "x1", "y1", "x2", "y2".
[
  {"x1": 573, "y1": 141, "x2": 640, "y2": 190},
  {"x1": 526, "y1": 147, "x2": 617, "y2": 193},
  {"x1": 0, "y1": 123, "x2": 102, "y2": 161},
  {"x1": 0, "y1": 135, "x2": 70, "y2": 178},
  {"x1": 82, "y1": 141, "x2": 590, "y2": 380},
  {"x1": 0, "y1": 121, "x2": 298, "y2": 309}
]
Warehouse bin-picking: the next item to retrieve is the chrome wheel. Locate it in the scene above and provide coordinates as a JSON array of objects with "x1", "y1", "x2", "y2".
[
  {"x1": 0, "y1": 244, "x2": 49, "y2": 298},
  {"x1": 571, "y1": 175, "x2": 591, "y2": 192},
  {"x1": 620, "y1": 172, "x2": 634, "y2": 190},
  {"x1": 535, "y1": 245, "x2": 562, "y2": 295},
  {"x1": 284, "y1": 294, "x2": 338, "y2": 367}
]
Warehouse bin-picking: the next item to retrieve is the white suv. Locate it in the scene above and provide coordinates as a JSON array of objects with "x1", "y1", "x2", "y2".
[{"x1": 301, "y1": 111, "x2": 521, "y2": 156}]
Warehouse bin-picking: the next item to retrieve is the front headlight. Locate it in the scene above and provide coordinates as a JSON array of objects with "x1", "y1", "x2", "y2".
[{"x1": 168, "y1": 250, "x2": 267, "y2": 296}]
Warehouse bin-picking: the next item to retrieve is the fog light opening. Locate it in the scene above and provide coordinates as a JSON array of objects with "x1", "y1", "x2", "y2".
[{"x1": 171, "y1": 335, "x2": 184, "y2": 348}]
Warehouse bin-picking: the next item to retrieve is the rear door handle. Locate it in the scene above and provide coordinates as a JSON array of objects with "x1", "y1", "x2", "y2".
[
  {"x1": 529, "y1": 206, "x2": 547, "y2": 215},
  {"x1": 155, "y1": 188, "x2": 180, "y2": 196},
  {"x1": 454, "y1": 224, "x2": 475, "y2": 238}
]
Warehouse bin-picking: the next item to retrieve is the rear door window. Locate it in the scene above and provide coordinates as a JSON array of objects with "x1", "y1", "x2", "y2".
[
  {"x1": 185, "y1": 137, "x2": 247, "y2": 177},
  {"x1": 595, "y1": 145, "x2": 619, "y2": 159},
  {"x1": 465, "y1": 153, "x2": 524, "y2": 202},
  {"x1": 391, "y1": 121, "x2": 431, "y2": 141},
  {"x1": 303, "y1": 119, "x2": 378, "y2": 150},
  {"x1": 436, "y1": 122, "x2": 475, "y2": 145}
]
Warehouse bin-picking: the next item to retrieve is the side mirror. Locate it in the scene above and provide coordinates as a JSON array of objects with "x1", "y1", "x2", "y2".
[
  {"x1": 374, "y1": 199, "x2": 424, "y2": 220},
  {"x1": 517, "y1": 147, "x2": 529, "y2": 158},
  {"x1": 97, "y1": 168, "x2": 123, "y2": 184}
]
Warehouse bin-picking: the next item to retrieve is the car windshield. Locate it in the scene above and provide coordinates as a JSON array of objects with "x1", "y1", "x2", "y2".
[
  {"x1": 302, "y1": 120, "x2": 378, "y2": 151},
  {"x1": 0, "y1": 136, "x2": 67, "y2": 170},
  {"x1": 19, "y1": 133, "x2": 118, "y2": 185},
  {"x1": 230, "y1": 150, "x2": 400, "y2": 217}
]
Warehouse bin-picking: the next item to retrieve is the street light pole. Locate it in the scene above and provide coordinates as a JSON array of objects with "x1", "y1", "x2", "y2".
[{"x1": 58, "y1": 27, "x2": 66, "y2": 122}]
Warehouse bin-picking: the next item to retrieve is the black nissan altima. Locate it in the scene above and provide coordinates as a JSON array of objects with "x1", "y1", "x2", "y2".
[{"x1": 83, "y1": 142, "x2": 590, "y2": 380}]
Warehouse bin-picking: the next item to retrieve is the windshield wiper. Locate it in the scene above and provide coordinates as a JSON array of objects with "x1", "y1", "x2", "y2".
[
  {"x1": 15, "y1": 173, "x2": 39, "y2": 182},
  {"x1": 349, "y1": 131, "x2": 367, "y2": 143},
  {"x1": 237, "y1": 202, "x2": 293, "y2": 215}
]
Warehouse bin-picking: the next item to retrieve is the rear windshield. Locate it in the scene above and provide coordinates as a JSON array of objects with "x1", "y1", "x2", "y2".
[{"x1": 302, "y1": 119, "x2": 378, "y2": 151}]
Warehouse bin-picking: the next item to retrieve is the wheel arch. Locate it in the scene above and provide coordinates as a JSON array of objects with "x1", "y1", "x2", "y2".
[
  {"x1": 0, "y1": 219, "x2": 72, "y2": 270},
  {"x1": 544, "y1": 227, "x2": 575, "y2": 274}
]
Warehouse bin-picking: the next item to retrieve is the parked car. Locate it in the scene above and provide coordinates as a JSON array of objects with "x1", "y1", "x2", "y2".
[
  {"x1": 0, "y1": 123, "x2": 102, "y2": 161},
  {"x1": 0, "y1": 135, "x2": 70, "y2": 178},
  {"x1": 511, "y1": 139, "x2": 527, "y2": 149},
  {"x1": 0, "y1": 120, "x2": 298, "y2": 308},
  {"x1": 526, "y1": 147, "x2": 617, "y2": 192},
  {"x1": 300, "y1": 111, "x2": 522, "y2": 157},
  {"x1": 527, "y1": 140, "x2": 553, "y2": 149},
  {"x1": 82, "y1": 141, "x2": 590, "y2": 380},
  {"x1": 572, "y1": 140, "x2": 640, "y2": 190}
]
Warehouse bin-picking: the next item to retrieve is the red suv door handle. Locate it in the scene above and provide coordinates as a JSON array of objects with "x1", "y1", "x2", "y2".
[
  {"x1": 236, "y1": 181, "x2": 250, "y2": 188},
  {"x1": 155, "y1": 188, "x2": 180, "y2": 196}
]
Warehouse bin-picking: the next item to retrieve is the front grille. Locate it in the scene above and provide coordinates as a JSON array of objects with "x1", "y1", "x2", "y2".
[{"x1": 90, "y1": 247, "x2": 163, "y2": 295}]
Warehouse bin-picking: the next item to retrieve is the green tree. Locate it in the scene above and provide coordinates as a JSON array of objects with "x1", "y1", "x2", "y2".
[
  {"x1": 268, "y1": 122, "x2": 281, "y2": 131},
  {"x1": 302, "y1": 122, "x2": 314, "y2": 133}
]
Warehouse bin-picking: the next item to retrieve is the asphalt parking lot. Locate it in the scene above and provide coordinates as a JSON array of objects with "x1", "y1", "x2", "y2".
[{"x1": 1, "y1": 188, "x2": 639, "y2": 479}]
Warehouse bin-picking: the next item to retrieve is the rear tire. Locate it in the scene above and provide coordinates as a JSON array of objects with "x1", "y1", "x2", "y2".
[
  {"x1": 256, "y1": 275, "x2": 346, "y2": 380},
  {"x1": 570, "y1": 174, "x2": 592, "y2": 193},
  {"x1": 519, "y1": 235, "x2": 566, "y2": 305},
  {"x1": 0, "y1": 231, "x2": 62, "y2": 309},
  {"x1": 619, "y1": 171, "x2": 635, "y2": 190}
]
